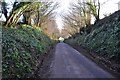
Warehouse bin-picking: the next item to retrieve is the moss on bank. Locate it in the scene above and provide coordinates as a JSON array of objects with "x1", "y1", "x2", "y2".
[
  {"x1": 2, "y1": 25, "x2": 54, "y2": 78},
  {"x1": 65, "y1": 10, "x2": 120, "y2": 73}
]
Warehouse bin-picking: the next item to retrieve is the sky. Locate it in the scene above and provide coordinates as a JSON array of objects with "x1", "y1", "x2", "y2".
[
  {"x1": 54, "y1": 0, "x2": 74, "y2": 30},
  {"x1": 100, "y1": 0, "x2": 120, "y2": 18},
  {"x1": 0, "y1": 0, "x2": 120, "y2": 29}
]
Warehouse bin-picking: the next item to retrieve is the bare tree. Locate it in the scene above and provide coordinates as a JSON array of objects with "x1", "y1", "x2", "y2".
[
  {"x1": 35, "y1": 1, "x2": 59, "y2": 27},
  {"x1": 3, "y1": 0, "x2": 58, "y2": 27},
  {"x1": 62, "y1": 0, "x2": 101, "y2": 35},
  {"x1": 62, "y1": 0, "x2": 92, "y2": 35},
  {"x1": 86, "y1": 0, "x2": 100, "y2": 22}
]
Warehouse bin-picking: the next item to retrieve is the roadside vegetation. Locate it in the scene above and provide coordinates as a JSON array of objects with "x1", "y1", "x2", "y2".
[
  {"x1": 2, "y1": 25, "x2": 54, "y2": 78},
  {"x1": 64, "y1": 0, "x2": 120, "y2": 76},
  {"x1": 0, "y1": 0, "x2": 58, "y2": 78}
]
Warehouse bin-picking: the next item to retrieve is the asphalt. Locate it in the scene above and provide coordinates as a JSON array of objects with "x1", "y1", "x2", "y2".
[{"x1": 49, "y1": 42, "x2": 115, "y2": 78}]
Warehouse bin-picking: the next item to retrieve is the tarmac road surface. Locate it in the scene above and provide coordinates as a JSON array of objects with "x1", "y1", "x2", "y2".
[{"x1": 49, "y1": 42, "x2": 114, "y2": 78}]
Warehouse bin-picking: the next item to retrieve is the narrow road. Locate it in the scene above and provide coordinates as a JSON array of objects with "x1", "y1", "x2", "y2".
[{"x1": 49, "y1": 42, "x2": 114, "y2": 78}]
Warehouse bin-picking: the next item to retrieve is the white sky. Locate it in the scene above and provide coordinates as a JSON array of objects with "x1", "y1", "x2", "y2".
[
  {"x1": 54, "y1": 0, "x2": 74, "y2": 30},
  {"x1": 100, "y1": 0, "x2": 120, "y2": 18}
]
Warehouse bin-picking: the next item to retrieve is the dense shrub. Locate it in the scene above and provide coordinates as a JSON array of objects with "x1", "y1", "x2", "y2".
[
  {"x1": 81, "y1": 11, "x2": 120, "y2": 62},
  {"x1": 65, "y1": 10, "x2": 120, "y2": 63},
  {"x1": 2, "y1": 25, "x2": 53, "y2": 78},
  {"x1": 82, "y1": 21, "x2": 120, "y2": 60}
]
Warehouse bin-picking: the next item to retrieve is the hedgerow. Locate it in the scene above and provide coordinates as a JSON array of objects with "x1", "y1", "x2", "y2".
[
  {"x1": 65, "y1": 10, "x2": 120, "y2": 63},
  {"x1": 2, "y1": 25, "x2": 53, "y2": 78}
]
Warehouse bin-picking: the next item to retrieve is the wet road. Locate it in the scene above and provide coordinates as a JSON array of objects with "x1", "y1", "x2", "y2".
[{"x1": 49, "y1": 43, "x2": 114, "y2": 78}]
